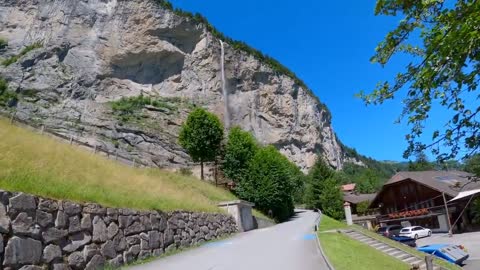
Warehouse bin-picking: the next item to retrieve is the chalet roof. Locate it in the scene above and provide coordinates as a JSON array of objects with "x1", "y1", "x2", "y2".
[
  {"x1": 341, "y1": 183, "x2": 356, "y2": 192},
  {"x1": 343, "y1": 193, "x2": 376, "y2": 204},
  {"x1": 384, "y1": 170, "x2": 477, "y2": 197}
]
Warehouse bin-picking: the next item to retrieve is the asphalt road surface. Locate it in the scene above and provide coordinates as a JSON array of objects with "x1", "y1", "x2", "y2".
[{"x1": 130, "y1": 210, "x2": 329, "y2": 270}]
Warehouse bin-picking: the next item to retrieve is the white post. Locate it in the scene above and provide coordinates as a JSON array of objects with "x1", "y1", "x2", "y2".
[{"x1": 344, "y1": 202, "x2": 353, "y2": 226}]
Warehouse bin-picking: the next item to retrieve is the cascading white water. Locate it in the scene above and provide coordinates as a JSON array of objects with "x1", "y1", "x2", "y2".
[{"x1": 220, "y1": 40, "x2": 230, "y2": 129}]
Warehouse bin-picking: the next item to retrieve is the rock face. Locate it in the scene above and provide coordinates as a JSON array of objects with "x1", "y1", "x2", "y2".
[
  {"x1": 0, "y1": 189, "x2": 237, "y2": 269},
  {"x1": 0, "y1": 0, "x2": 360, "y2": 172}
]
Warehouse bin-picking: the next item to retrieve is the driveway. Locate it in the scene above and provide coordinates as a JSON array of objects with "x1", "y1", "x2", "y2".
[
  {"x1": 129, "y1": 210, "x2": 329, "y2": 270},
  {"x1": 416, "y1": 232, "x2": 480, "y2": 270}
]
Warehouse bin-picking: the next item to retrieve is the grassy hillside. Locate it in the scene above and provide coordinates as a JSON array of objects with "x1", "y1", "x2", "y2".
[{"x1": 0, "y1": 118, "x2": 236, "y2": 212}]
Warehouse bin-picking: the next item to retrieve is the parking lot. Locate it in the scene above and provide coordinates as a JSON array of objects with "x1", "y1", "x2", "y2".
[{"x1": 416, "y1": 232, "x2": 480, "y2": 270}]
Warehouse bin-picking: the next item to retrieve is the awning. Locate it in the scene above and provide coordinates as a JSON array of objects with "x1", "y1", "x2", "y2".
[{"x1": 449, "y1": 189, "x2": 480, "y2": 202}]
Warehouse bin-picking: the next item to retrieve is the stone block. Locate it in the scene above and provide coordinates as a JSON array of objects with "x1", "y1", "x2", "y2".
[
  {"x1": 107, "y1": 222, "x2": 119, "y2": 239},
  {"x1": 81, "y1": 214, "x2": 92, "y2": 231},
  {"x1": 3, "y1": 236, "x2": 42, "y2": 266},
  {"x1": 108, "y1": 254, "x2": 123, "y2": 268},
  {"x1": 9, "y1": 193, "x2": 36, "y2": 212},
  {"x1": 38, "y1": 199, "x2": 59, "y2": 212},
  {"x1": 83, "y1": 244, "x2": 100, "y2": 262},
  {"x1": 63, "y1": 232, "x2": 92, "y2": 253},
  {"x1": 0, "y1": 203, "x2": 11, "y2": 233},
  {"x1": 101, "y1": 240, "x2": 116, "y2": 259},
  {"x1": 63, "y1": 201, "x2": 82, "y2": 216},
  {"x1": 43, "y1": 244, "x2": 62, "y2": 263},
  {"x1": 36, "y1": 210, "x2": 53, "y2": 227},
  {"x1": 53, "y1": 263, "x2": 71, "y2": 270},
  {"x1": 92, "y1": 216, "x2": 107, "y2": 243},
  {"x1": 55, "y1": 211, "x2": 67, "y2": 229},
  {"x1": 68, "y1": 216, "x2": 81, "y2": 234},
  {"x1": 85, "y1": 254, "x2": 105, "y2": 270},
  {"x1": 12, "y1": 212, "x2": 39, "y2": 237},
  {"x1": 43, "y1": 227, "x2": 68, "y2": 244},
  {"x1": 83, "y1": 204, "x2": 107, "y2": 215},
  {"x1": 138, "y1": 250, "x2": 151, "y2": 260},
  {"x1": 68, "y1": 251, "x2": 86, "y2": 270},
  {"x1": 112, "y1": 230, "x2": 127, "y2": 252}
]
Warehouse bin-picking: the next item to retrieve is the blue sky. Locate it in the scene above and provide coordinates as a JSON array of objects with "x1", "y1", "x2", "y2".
[{"x1": 169, "y1": 0, "x2": 450, "y2": 162}]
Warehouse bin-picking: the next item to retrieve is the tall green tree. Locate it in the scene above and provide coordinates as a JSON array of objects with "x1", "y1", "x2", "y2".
[
  {"x1": 179, "y1": 108, "x2": 224, "y2": 180},
  {"x1": 304, "y1": 158, "x2": 335, "y2": 210},
  {"x1": 223, "y1": 127, "x2": 258, "y2": 183},
  {"x1": 236, "y1": 146, "x2": 296, "y2": 221},
  {"x1": 359, "y1": 0, "x2": 480, "y2": 161},
  {"x1": 408, "y1": 151, "x2": 435, "y2": 171},
  {"x1": 319, "y1": 177, "x2": 344, "y2": 220}
]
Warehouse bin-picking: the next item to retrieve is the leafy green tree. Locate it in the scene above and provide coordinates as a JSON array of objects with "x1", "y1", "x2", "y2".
[
  {"x1": 408, "y1": 152, "x2": 435, "y2": 172},
  {"x1": 359, "y1": 0, "x2": 480, "y2": 162},
  {"x1": 304, "y1": 158, "x2": 335, "y2": 210},
  {"x1": 179, "y1": 108, "x2": 224, "y2": 180},
  {"x1": 236, "y1": 146, "x2": 295, "y2": 221},
  {"x1": 356, "y1": 201, "x2": 371, "y2": 216},
  {"x1": 464, "y1": 154, "x2": 480, "y2": 177},
  {"x1": 318, "y1": 177, "x2": 344, "y2": 220},
  {"x1": 356, "y1": 169, "x2": 381, "y2": 193},
  {"x1": 223, "y1": 127, "x2": 258, "y2": 183}
]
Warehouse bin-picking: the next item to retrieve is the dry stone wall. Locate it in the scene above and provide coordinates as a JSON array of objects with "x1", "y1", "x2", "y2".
[{"x1": 0, "y1": 190, "x2": 237, "y2": 270}]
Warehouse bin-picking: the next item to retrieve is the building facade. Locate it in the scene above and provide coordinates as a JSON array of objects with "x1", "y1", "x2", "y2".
[{"x1": 370, "y1": 171, "x2": 478, "y2": 233}]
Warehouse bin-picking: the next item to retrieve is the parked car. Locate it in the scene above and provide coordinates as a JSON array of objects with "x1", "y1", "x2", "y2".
[
  {"x1": 377, "y1": 225, "x2": 403, "y2": 237},
  {"x1": 399, "y1": 226, "x2": 432, "y2": 239},
  {"x1": 390, "y1": 236, "x2": 416, "y2": 247},
  {"x1": 417, "y1": 244, "x2": 469, "y2": 265}
]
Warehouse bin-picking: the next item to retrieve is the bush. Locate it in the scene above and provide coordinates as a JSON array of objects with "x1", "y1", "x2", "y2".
[
  {"x1": 110, "y1": 95, "x2": 180, "y2": 122},
  {"x1": 0, "y1": 38, "x2": 7, "y2": 50},
  {"x1": 236, "y1": 146, "x2": 296, "y2": 221},
  {"x1": 0, "y1": 78, "x2": 18, "y2": 107}
]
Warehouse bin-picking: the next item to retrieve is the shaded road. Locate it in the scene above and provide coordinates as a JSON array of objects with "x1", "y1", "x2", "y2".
[{"x1": 130, "y1": 210, "x2": 329, "y2": 270}]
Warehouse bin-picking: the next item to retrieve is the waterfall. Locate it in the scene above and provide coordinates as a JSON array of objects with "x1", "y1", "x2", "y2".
[{"x1": 220, "y1": 40, "x2": 230, "y2": 129}]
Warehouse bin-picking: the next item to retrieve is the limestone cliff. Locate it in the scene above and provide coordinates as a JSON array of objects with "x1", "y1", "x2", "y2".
[{"x1": 0, "y1": 0, "x2": 361, "y2": 172}]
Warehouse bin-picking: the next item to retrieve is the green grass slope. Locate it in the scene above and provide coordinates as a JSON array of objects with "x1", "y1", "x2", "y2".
[{"x1": 0, "y1": 118, "x2": 236, "y2": 212}]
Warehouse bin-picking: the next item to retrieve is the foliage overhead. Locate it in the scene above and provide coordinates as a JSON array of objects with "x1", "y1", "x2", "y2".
[
  {"x1": 235, "y1": 145, "x2": 296, "y2": 222},
  {"x1": 179, "y1": 108, "x2": 224, "y2": 179},
  {"x1": 358, "y1": 0, "x2": 480, "y2": 161}
]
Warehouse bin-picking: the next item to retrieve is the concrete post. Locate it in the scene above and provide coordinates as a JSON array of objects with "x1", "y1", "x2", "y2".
[
  {"x1": 425, "y1": 255, "x2": 434, "y2": 270},
  {"x1": 218, "y1": 200, "x2": 255, "y2": 232},
  {"x1": 344, "y1": 202, "x2": 353, "y2": 226}
]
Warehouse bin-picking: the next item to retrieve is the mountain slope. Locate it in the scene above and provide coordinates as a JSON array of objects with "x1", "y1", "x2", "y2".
[{"x1": 0, "y1": 0, "x2": 361, "y2": 173}]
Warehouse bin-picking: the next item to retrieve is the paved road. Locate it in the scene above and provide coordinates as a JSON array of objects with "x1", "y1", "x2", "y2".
[
  {"x1": 130, "y1": 210, "x2": 329, "y2": 270},
  {"x1": 417, "y1": 232, "x2": 480, "y2": 270}
]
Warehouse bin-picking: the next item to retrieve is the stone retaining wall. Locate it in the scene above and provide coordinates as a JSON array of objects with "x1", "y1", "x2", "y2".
[{"x1": 0, "y1": 190, "x2": 237, "y2": 269}]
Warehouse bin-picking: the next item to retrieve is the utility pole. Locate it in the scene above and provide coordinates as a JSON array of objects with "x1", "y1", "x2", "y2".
[{"x1": 442, "y1": 193, "x2": 453, "y2": 237}]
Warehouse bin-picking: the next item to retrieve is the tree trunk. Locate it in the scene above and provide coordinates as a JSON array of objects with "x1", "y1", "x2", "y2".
[{"x1": 200, "y1": 160, "x2": 204, "y2": 180}]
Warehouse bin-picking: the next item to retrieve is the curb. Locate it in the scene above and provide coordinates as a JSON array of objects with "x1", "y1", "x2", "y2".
[{"x1": 315, "y1": 212, "x2": 336, "y2": 270}]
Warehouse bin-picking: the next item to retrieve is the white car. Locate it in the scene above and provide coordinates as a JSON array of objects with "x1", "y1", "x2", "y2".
[{"x1": 399, "y1": 226, "x2": 432, "y2": 239}]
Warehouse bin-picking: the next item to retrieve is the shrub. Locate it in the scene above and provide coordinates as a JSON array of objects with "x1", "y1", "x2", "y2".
[
  {"x1": 0, "y1": 78, "x2": 18, "y2": 107},
  {"x1": 2, "y1": 41, "x2": 43, "y2": 67},
  {"x1": 0, "y1": 38, "x2": 7, "y2": 50}
]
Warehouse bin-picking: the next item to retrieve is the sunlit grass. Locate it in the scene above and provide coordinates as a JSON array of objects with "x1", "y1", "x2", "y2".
[{"x1": 0, "y1": 118, "x2": 236, "y2": 212}]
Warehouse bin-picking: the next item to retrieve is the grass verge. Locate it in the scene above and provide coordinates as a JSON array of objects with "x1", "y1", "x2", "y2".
[
  {"x1": 0, "y1": 118, "x2": 237, "y2": 212},
  {"x1": 319, "y1": 232, "x2": 410, "y2": 270}
]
